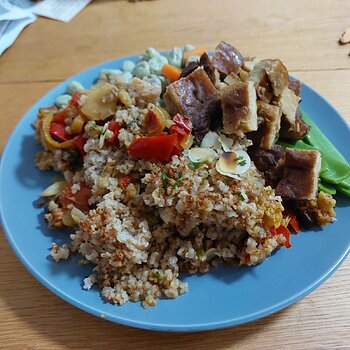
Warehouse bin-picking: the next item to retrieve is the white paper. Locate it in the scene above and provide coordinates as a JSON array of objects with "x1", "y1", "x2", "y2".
[
  {"x1": 0, "y1": 0, "x2": 91, "y2": 55},
  {"x1": 30, "y1": 0, "x2": 92, "y2": 23}
]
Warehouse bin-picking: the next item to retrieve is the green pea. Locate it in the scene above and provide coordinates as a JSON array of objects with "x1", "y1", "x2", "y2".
[
  {"x1": 55, "y1": 94, "x2": 71, "y2": 108},
  {"x1": 132, "y1": 61, "x2": 150, "y2": 79},
  {"x1": 183, "y1": 44, "x2": 195, "y2": 53},
  {"x1": 148, "y1": 55, "x2": 168, "y2": 75},
  {"x1": 67, "y1": 81, "x2": 84, "y2": 95},
  {"x1": 100, "y1": 69, "x2": 122, "y2": 79},
  {"x1": 187, "y1": 55, "x2": 200, "y2": 63},
  {"x1": 122, "y1": 60, "x2": 135, "y2": 72},
  {"x1": 143, "y1": 47, "x2": 159, "y2": 61},
  {"x1": 167, "y1": 47, "x2": 183, "y2": 68}
]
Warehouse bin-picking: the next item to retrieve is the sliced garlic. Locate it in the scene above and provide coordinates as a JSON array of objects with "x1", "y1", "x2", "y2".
[
  {"x1": 40, "y1": 181, "x2": 66, "y2": 197},
  {"x1": 216, "y1": 150, "x2": 251, "y2": 178},
  {"x1": 188, "y1": 147, "x2": 216, "y2": 163},
  {"x1": 71, "y1": 207, "x2": 87, "y2": 223},
  {"x1": 200, "y1": 131, "x2": 221, "y2": 149},
  {"x1": 218, "y1": 134, "x2": 234, "y2": 152}
]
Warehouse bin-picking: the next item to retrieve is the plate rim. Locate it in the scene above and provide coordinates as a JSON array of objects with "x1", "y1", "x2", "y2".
[{"x1": 1, "y1": 55, "x2": 350, "y2": 332}]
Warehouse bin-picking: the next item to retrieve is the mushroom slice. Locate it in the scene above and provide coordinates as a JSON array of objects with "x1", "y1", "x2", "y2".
[
  {"x1": 188, "y1": 147, "x2": 217, "y2": 163},
  {"x1": 216, "y1": 150, "x2": 251, "y2": 178}
]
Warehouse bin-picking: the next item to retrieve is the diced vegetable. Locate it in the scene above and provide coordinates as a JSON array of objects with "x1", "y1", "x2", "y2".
[
  {"x1": 72, "y1": 135, "x2": 87, "y2": 156},
  {"x1": 71, "y1": 115, "x2": 85, "y2": 134},
  {"x1": 50, "y1": 123, "x2": 71, "y2": 142},
  {"x1": 132, "y1": 61, "x2": 151, "y2": 79},
  {"x1": 67, "y1": 81, "x2": 85, "y2": 95},
  {"x1": 144, "y1": 108, "x2": 167, "y2": 136},
  {"x1": 279, "y1": 109, "x2": 350, "y2": 198},
  {"x1": 119, "y1": 175, "x2": 134, "y2": 190},
  {"x1": 148, "y1": 55, "x2": 168, "y2": 75},
  {"x1": 183, "y1": 48, "x2": 207, "y2": 62},
  {"x1": 270, "y1": 225, "x2": 291, "y2": 248},
  {"x1": 59, "y1": 182, "x2": 92, "y2": 212},
  {"x1": 128, "y1": 134, "x2": 177, "y2": 162},
  {"x1": 161, "y1": 64, "x2": 182, "y2": 82},
  {"x1": 55, "y1": 94, "x2": 71, "y2": 109},
  {"x1": 106, "y1": 121, "x2": 121, "y2": 143}
]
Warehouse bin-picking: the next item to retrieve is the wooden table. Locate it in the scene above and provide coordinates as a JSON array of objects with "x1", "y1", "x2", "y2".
[{"x1": 1, "y1": 0, "x2": 349, "y2": 348}]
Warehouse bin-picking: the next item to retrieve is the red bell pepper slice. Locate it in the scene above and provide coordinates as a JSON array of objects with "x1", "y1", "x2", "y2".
[
  {"x1": 173, "y1": 114, "x2": 192, "y2": 133},
  {"x1": 70, "y1": 92, "x2": 82, "y2": 108},
  {"x1": 59, "y1": 182, "x2": 91, "y2": 212},
  {"x1": 72, "y1": 135, "x2": 87, "y2": 157},
  {"x1": 50, "y1": 123, "x2": 71, "y2": 142},
  {"x1": 270, "y1": 225, "x2": 291, "y2": 248},
  {"x1": 128, "y1": 133, "x2": 177, "y2": 162},
  {"x1": 107, "y1": 121, "x2": 121, "y2": 143}
]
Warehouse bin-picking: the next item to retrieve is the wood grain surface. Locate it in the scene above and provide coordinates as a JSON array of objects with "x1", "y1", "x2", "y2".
[{"x1": 0, "y1": 0, "x2": 349, "y2": 349}]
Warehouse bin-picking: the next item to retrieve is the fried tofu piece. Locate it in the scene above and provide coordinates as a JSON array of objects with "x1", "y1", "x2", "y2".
[
  {"x1": 249, "y1": 59, "x2": 289, "y2": 100},
  {"x1": 257, "y1": 100, "x2": 282, "y2": 149},
  {"x1": 163, "y1": 67, "x2": 220, "y2": 141},
  {"x1": 276, "y1": 87, "x2": 301, "y2": 125},
  {"x1": 275, "y1": 148, "x2": 321, "y2": 199},
  {"x1": 279, "y1": 109, "x2": 310, "y2": 141},
  {"x1": 221, "y1": 81, "x2": 258, "y2": 135}
]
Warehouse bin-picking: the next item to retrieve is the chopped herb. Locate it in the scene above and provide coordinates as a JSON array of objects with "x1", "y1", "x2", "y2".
[
  {"x1": 174, "y1": 171, "x2": 183, "y2": 188},
  {"x1": 195, "y1": 248, "x2": 205, "y2": 257},
  {"x1": 235, "y1": 156, "x2": 243, "y2": 161},
  {"x1": 200, "y1": 178, "x2": 206, "y2": 186},
  {"x1": 161, "y1": 172, "x2": 170, "y2": 181},
  {"x1": 153, "y1": 271, "x2": 160, "y2": 279},
  {"x1": 238, "y1": 160, "x2": 247, "y2": 166},
  {"x1": 238, "y1": 192, "x2": 245, "y2": 201},
  {"x1": 189, "y1": 161, "x2": 202, "y2": 169}
]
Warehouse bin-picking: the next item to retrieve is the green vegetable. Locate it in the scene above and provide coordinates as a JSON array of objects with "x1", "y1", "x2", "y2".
[
  {"x1": 318, "y1": 182, "x2": 336, "y2": 195},
  {"x1": 132, "y1": 61, "x2": 150, "y2": 79},
  {"x1": 143, "y1": 47, "x2": 159, "y2": 61},
  {"x1": 189, "y1": 161, "x2": 203, "y2": 169},
  {"x1": 67, "y1": 81, "x2": 84, "y2": 95},
  {"x1": 300, "y1": 109, "x2": 350, "y2": 183},
  {"x1": 183, "y1": 44, "x2": 195, "y2": 53},
  {"x1": 55, "y1": 94, "x2": 71, "y2": 108},
  {"x1": 278, "y1": 108, "x2": 350, "y2": 198},
  {"x1": 148, "y1": 55, "x2": 168, "y2": 75},
  {"x1": 238, "y1": 192, "x2": 245, "y2": 201},
  {"x1": 122, "y1": 60, "x2": 135, "y2": 72},
  {"x1": 167, "y1": 47, "x2": 183, "y2": 68}
]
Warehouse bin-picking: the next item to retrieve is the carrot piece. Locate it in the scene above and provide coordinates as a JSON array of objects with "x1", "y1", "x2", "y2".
[
  {"x1": 183, "y1": 48, "x2": 207, "y2": 61},
  {"x1": 161, "y1": 64, "x2": 182, "y2": 82}
]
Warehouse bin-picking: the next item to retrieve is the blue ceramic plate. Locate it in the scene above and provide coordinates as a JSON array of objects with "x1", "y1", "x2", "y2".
[{"x1": 1, "y1": 55, "x2": 350, "y2": 332}]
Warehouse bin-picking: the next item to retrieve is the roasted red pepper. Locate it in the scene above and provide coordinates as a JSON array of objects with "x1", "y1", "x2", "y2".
[
  {"x1": 119, "y1": 175, "x2": 134, "y2": 190},
  {"x1": 50, "y1": 123, "x2": 71, "y2": 142},
  {"x1": 107, "y1": 121, "x2": 121, "y2": 143},
  {"x1": 284, "y1": 208, "x2": 301, "y2": 233},
  {"x1": 170, "y1": 114, "x2": 192, "y2": 150},
  {"x1": 270, "y1": 225, "x2": 291, "y2": 248},
  {"x1": 128, "y1": 133, "x2": 177, "y2": 162},
  {"x1": 72, "y1": 135, "x2": 87, "y2": 156},
  {"x1": 59, "y1": 182, "x2": 91, "y2": 212},
  {"x1": 144, "y1": 109, "x2": 166, "y2": 136}
]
